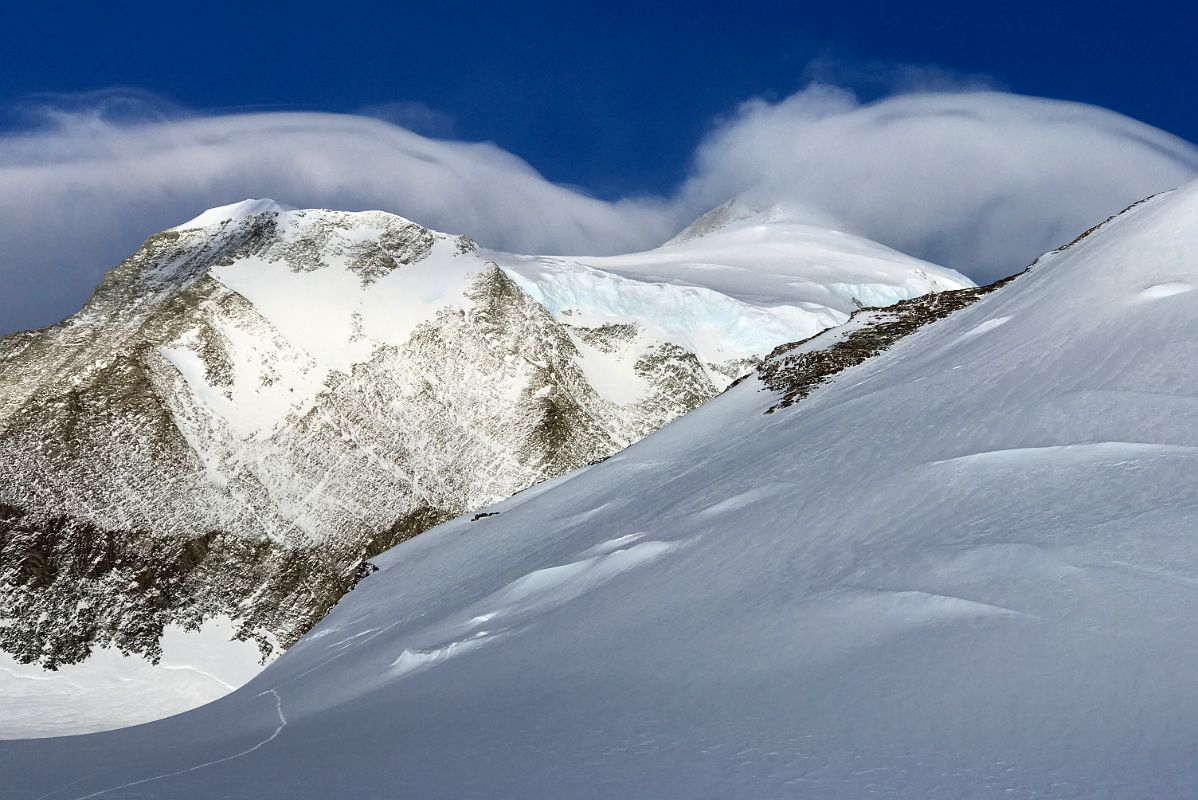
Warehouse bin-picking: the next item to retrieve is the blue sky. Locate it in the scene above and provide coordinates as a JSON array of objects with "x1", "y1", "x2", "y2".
[
  {"x1": 2, "y1": 0, "x2": 1191, "y2": 198},
  {"x1": 1, "y1": 1, "x2": 1195, "y2": 335}
]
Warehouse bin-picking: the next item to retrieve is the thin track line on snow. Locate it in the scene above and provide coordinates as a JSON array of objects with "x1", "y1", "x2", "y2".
[{"x1": 63, "y1": 689, "x2": 287, "y2": 800}]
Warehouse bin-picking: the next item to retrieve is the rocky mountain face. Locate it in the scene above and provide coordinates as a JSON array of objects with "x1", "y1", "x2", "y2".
[{"x1": 0, "y1": 199, "x2": 971, "y2": 671}]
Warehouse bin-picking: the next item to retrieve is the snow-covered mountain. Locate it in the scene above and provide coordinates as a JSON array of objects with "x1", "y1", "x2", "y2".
[
  {"x1": 4, "y1": 180, "x2": 1192, "y2": 797},
  {"x1": 0, "y1": 198, "x2": 968, "y2": 734},
  {"x1": 5, "y1": 179, "x2": 1196, "y2": 795}
]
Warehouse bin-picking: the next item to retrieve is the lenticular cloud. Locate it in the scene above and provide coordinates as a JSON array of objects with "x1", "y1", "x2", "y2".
[
  {"x1": 2, "y1": 85, "x2": 1197, "y2": 335},
  {"x1": 681, "y1": 87, "x2": 1198, "y2": 282}
]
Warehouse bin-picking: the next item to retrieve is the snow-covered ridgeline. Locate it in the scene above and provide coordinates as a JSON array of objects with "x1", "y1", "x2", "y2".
[
  {"x1": 6, "y1": 182, "x2": 1198, "y2": 796},
  {"x1": 181, "y1": 200, "x2": 971, "y2": 429},
  {"x1": 137, "y1": 200, "x2": 971, "y2": 442}
]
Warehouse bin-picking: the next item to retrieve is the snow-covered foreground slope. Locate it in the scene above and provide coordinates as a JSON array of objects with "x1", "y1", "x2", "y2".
[
  {"x1": 0, "y1": 199, "x2": 965, "y2": 736},
  {"x1": 0, "y1": 618, "x2": 265, "y2": 739},
  {"x1": 7, "y1": 185, "x2": 1197, "y2": 796}
]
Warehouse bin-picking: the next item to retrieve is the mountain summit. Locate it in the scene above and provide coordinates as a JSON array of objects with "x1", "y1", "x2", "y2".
[{"x1": 173, "y1": 198, "x2": 296, "y2": 230}]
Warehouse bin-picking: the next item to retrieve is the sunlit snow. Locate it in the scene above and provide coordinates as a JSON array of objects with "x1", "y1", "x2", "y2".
[{"x1": 7, "y1": 180, "x2": 1198, "y2": 798}]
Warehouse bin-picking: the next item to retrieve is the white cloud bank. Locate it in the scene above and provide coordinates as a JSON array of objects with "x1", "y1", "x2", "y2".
[
  {"x1": 2, "y1": 86, "x2": 1197, "y2": 334},
  {"x1": 681, "y1": 87, "x2": 1198, "y2": 282}
]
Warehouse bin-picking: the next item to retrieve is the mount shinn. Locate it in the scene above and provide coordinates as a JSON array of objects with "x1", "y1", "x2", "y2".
[{"x1": 0, "y1": 198, "x2": 968, "y2": 733}]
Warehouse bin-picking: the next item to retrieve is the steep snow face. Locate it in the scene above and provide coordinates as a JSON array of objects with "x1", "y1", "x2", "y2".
[
  {"x1": 6, "y1": 184, "x2": 1197, "y2": 796},
  {"x1": 0, "y1": 199, "x2": 965, "y2": 735}
]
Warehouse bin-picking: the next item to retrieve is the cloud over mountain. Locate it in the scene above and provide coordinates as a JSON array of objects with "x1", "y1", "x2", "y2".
[
  {"x1": 2, "y1": 85, "x2": 1196, "y2": 334},
  {"x1": 681, "y1": 86, "x2": 1198, "y2": 282}
]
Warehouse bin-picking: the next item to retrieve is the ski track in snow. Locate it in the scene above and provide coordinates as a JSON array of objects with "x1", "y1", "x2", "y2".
[
  {"x1": 0, "y1": 666, "x2": 83, "y2": 688},
  {"x1": 157, "y1": 664, "x2": 237, "y2": 692},
  {"x1": 324, "y1": 627, "x2": 381, "y2": 652},
  {"x1": 61, "y1": 689, "x2": 287, "y2": 800}
]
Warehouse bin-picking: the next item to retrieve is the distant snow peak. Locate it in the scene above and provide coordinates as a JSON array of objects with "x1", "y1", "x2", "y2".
[
  {"x1": 174, "y1": 198, "x2": 295, "y2": 230},
  {"x1": 667, "y1": 195, "x2": 844, "y2": 244},
  {"x1": 667, "y1": 198, "x2": 768, "y2": 244}
]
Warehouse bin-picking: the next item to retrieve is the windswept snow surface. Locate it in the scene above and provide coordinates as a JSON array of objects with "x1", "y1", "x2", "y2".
[{"x1": 11, "y1": 184, "x2": 1198, "y2": 797}]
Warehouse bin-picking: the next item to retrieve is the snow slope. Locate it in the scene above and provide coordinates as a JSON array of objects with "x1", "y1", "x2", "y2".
[
  {"x1": 0, "y1": 618, "x2": 267, "y2": 739},
  {"x1": 0, "y1": 199, "x2": 966, "y2": 737},
  {"x1": 5, "y1": 184, "x2": 1197, "y2": 796}
]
